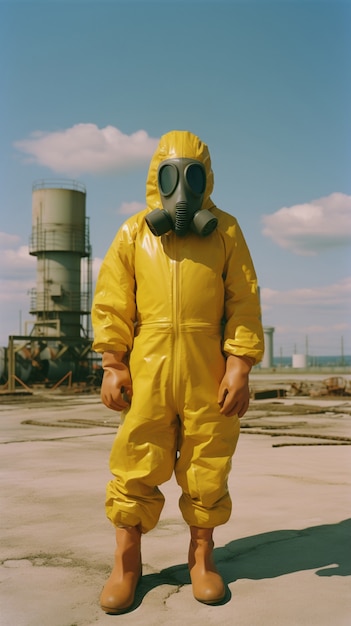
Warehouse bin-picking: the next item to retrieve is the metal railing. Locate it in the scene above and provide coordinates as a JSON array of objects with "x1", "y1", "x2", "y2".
[
  {"x1": 29, "y1": 225, "x2": 90, "y2": 255},
  {"x1": 29, "y1": 288, "x2": 91, "y2": 314},
  {"x1": 32, "y1": 179, "x2": 86, "y2": 193}
]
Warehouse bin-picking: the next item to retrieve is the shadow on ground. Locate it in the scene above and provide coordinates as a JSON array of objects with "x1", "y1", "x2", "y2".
[{"x1": 125, "y1": 519, "x2": 351, "y2": 613}]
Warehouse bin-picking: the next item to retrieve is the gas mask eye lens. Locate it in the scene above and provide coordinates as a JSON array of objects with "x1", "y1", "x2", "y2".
[
  {"x1": 158, "y1": 164, "x2": 179, "y2": 197},
  {"x1": 185, "y1": 164, "x2": 206, "y2": 195}
]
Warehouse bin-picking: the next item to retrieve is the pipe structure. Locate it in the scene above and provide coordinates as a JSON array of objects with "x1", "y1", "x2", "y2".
[
  {"x1": 29, "y1": 180, "x2": 91, "y2": 338},
  {"x1": 262, "y1": 326, "x2": 275, "y2": 368},
  {"x1": 2, "y1": 336, "x2": 92, "y2": 389},
  {"x1": 1, "y1": 181, "x2": 95, "y2": 391}
]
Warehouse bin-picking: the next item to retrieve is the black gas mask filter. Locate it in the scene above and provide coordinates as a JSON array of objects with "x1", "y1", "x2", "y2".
[{"x1": 145, "y1": 158, "x2": 218, "y2": 237}]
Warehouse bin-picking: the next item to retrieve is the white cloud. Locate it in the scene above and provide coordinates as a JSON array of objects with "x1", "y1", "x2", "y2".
[
  {"x1": 92, "y1": 257, "x2": 103, "y2": 282},
  {"x1": 261, "y1": 277, "x2": 351, "y2": 309},
  {"x1": 118, "y1": 201, "x2": 145, "y2": 216},
  {"x1": 0, "y1": 234, "x2": 37, "y2": 341},
  {"x1": 0, "y1": 232, "x2": 21, "y2": 247},
  {"x1": 1, "y1": 233, "x2": 36, "y2": 279},
  {"x1": 14, "y1": 124, "x2": 159, "y2": 175},
  {"x1": 262, "y1": 193, "x2": 351, "y2": 255},
  {"x1": 261, "y1": 278, "x2": 351, "y2": 355}
]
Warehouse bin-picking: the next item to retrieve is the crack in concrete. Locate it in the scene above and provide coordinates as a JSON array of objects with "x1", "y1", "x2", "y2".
[
  {"x1": 1, "y1": 554, "x2": 108, "y2": 573},
  {"x1": 162, "y1": 583, "x2": 183, "y2": 603},
  {"x1": 1, "y1": 431, "x2": 115, "y2": 444}
]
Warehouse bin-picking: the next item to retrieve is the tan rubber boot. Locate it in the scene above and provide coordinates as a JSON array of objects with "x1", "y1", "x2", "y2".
[
  {"x1": 100, "y1": 525, "x2": 142, "y2": 614},
  {"x1": 188, "y1": 526, "x2": 225, "y2": 604}
]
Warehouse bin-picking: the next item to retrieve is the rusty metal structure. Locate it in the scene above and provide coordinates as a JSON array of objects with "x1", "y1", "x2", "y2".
[{"x1": 2, "y1": 180, "x2": 96, "y2": 392}]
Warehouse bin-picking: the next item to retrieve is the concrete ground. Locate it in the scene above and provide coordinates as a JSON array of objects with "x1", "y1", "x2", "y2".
[{"x1": 1, "y1": 376, "x2": 350, "y2": 626}]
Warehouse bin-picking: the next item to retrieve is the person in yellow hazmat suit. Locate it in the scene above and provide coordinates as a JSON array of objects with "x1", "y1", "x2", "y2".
[{"x1": 92, "y1": 130, "x2": 264, "y2": 613}]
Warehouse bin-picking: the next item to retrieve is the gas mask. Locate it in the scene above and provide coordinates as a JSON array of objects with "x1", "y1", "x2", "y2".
[{"x1": 145, "y1": 158, "x2": 218, "y2": 237}]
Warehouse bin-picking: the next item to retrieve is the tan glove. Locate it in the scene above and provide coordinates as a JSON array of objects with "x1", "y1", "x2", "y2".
[
  {"x1": 101, "y1": 351, "x2": 133, "y2": 411},
  {"x1": 218, "y1": 355, "x2": 253, "y2": 418}
]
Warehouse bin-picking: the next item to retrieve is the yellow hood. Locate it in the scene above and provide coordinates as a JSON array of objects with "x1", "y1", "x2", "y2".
[{"x1": 146, "y1": 130, "x2": 214, "y2": 211}]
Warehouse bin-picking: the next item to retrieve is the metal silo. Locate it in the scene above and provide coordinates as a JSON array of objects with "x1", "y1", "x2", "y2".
[
  {"x1": 262, "y1": 326, "x2": 275, "y2": 368},
  {"x1": 29, "y1": 180, "x2": 91, "y2": 339}
]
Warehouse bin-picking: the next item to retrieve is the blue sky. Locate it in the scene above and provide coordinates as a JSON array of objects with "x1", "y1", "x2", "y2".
[{"x1": 1, "y1": 0, "x2": 350, "y2": 358}]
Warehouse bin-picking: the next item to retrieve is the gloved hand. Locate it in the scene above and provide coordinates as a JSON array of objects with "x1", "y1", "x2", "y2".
[
  {"x1": 101, "y1": 351, "x2": 133, "y2": 411},
  {"x1": 218, "y1": 355, "x2": 254, "y2": 418}
]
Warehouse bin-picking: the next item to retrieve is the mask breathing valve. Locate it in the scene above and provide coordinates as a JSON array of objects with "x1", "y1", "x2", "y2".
[{"x1": 174, "y1": 201, "x2": 190, "y2": 237}]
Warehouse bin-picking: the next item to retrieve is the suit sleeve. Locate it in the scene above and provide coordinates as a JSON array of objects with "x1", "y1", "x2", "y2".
[
  {"x1": 222, "y1": 221, "x2": 264, "y2": 364},
  {"x1": 91, "y1": 222, "x2": 136, "y2": 354}
]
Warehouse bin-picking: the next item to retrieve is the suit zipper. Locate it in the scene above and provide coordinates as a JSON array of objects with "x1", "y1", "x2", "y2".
[{"x1": 172, "y1": 239, "x2": 181, "y2": 408}]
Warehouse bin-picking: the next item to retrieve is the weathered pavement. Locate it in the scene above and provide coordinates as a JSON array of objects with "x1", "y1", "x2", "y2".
[{"x1": 1, "y1": 382, "x2": 350, "y2": 626}]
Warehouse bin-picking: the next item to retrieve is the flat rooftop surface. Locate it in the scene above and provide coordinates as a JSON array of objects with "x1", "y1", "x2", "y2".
[{"x1": 1, "y1": 377, "x2": 350, "y2": 626}]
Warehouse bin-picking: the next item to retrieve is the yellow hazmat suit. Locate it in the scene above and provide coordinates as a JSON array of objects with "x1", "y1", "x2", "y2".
[{"x1": 92, "y1": 130, "x2": 264, "y2": 534}]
